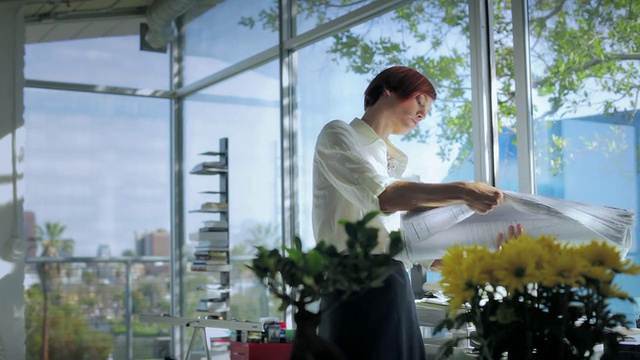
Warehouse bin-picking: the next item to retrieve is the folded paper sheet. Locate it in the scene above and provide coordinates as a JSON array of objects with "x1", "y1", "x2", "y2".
[{"x1": 401, "y1": 191, "x2": 635, "y2": 262}]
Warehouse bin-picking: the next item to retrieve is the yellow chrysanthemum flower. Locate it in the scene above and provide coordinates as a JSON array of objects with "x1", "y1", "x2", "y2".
[
  {"x1": 533, "y1": 234, "x2": 562, "y2": 269},
  {"x1": 493, "y1": 235, "x2": 543, "y2": 293},
  {"x1": 539, "y1": 246, "x2": 588, "y2": 287},
  {"x1": 599, "y1": 282, "x2": 630, "y2": 299},
  {"x1": 576, "y1": 241, "x2": 629, "y2": 272},
  {"x1": 440, "y1": 244, "x2": 494, "y2": 309}
]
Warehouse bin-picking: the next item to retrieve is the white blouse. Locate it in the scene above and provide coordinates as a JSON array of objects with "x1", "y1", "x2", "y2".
[{"x1": 312, "y1": 118, "x2": 412, "y2": 268}]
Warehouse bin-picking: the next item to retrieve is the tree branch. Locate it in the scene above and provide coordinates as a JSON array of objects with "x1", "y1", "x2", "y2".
[
  {"x1": 534, "y1": 53, "x2": 640, "y2": 89},
  {"x1": 530, "y1": 0, "x2": 567, "y2": 25}
]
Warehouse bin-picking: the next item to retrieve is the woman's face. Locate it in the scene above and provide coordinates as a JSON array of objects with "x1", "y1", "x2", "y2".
[{"x1": 389, "y1": 92, "x2": 434, "y2": 135}]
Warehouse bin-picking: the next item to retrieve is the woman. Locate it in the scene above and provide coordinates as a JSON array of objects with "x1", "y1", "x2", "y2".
[{"x1": 312, "y1": 66, "x2": 506, "y2": 360}]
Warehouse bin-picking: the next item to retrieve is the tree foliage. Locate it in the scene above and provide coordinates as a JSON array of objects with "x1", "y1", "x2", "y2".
[
  {"x1": 25, "y1": 285, "x2": 114, "y2": 360},
  {"x1": 241, "y1": 0, "x2": 640, "y2": 172}
]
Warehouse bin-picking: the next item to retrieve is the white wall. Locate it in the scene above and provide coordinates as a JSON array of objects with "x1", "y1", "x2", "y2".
[{"x1": 0, "y1": 1, "x2": 26, "y2": 359}]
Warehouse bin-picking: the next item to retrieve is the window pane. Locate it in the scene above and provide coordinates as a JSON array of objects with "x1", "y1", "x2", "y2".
[
  {"x1": 527, "y1": 0, "x2": 640, "y2": 317},
  {"x1": 296, "y1": 1, "x2": 473, "y2": 249},
  {"x1": 23, "y1": 89, "x2": 171, "y2": 358},
  {"x1": 24, "y1": 258, "x2": 172, "y2": 360},
  {"x1": 182, "y1": 61, "x2": 282, "y2": 328},
  {"x1": 493, "y1": 0, "x2": 519, "y2": 192},
  {"x1": 295, "y1": 0, "x2": 374, "y2": 35},
  {"x1": 182, "y1": 0, "x2": 279, "y2": 86},
  {"x1": 25, "y1": 36, "x2": 170, "y2": 90}
]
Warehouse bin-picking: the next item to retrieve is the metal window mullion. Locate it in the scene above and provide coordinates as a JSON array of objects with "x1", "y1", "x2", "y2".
[
  {"x1": 175, "y1": 0, "x2": 412, "y2": 99},
  {"x1": 170, "y1": 15, "x2": 186, "y2": 359},
  {"x1": 469, "y1": 0, "x2": 498, "y2": 185},
  {"x1": 280, "y1": 0, "x2": 296, "y2": 255},
  {"x1": 280, "y1": 0, "x2": 296, "y2": 328},
  {"x1": 25, "y1": 79, "x2": 173, "y2": 98},
  {"x1": 512, "y1": 0, "x2": 535, "y2": 194},
  {"x1": 283, "y1": 0, "x2": 412, "y2": 51},
  {"x1": 174, "y1": 46, "x2": 280, "y2": 98}
]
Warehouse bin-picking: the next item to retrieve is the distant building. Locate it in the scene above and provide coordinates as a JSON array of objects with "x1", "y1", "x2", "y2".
[
  {"x1": 97, "y1": 244, "x2": 111, "y2": 258},
  {"x1": 136, "y1": 229, "x2": 170, "y2": 256},
  {"x1": 135, "y1": 229, "x2": 171, "y2": 275}
]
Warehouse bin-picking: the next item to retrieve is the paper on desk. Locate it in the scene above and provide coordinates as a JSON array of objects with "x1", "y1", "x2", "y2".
[{"x1": 401, "y1": 191, "x2": 635, "y2": 263}]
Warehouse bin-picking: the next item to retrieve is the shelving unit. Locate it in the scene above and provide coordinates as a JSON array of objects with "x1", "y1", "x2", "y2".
[{"x1": 188, "y1": 138, "x2": 231, "y2": 321}]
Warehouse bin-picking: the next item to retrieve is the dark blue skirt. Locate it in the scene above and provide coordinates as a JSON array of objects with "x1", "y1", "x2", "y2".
[{"x1": 318, "y1": 260, "x2": 427, "y2": 360}]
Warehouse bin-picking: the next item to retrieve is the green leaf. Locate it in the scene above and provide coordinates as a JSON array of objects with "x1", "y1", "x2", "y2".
[{"x1": 293, "y1": 236, "x2": 302, "y2": 251}]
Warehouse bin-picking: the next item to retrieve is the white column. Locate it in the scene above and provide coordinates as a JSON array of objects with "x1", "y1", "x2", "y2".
[{"x1": 0, "y1": 1, "x2": 26, "y2": 360}]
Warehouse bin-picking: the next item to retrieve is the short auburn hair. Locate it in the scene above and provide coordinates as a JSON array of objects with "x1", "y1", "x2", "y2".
[{"x1": 364, "y1": 66, "x2": 437, "y2": 110}]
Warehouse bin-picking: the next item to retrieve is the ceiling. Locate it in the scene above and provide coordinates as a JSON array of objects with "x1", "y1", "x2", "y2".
[{"x1": 25, "y1": 0, "x2": 157, "y2": 43}]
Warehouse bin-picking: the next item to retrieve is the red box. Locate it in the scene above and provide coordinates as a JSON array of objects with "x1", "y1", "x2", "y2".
[{"x1": 230, "y1": 342, "x2": 292, "y2": 360}]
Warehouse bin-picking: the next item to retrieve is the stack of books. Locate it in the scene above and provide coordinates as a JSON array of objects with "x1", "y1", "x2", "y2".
[{"x1": 190, "y1": 220, "x2": 230, "y2": 272}]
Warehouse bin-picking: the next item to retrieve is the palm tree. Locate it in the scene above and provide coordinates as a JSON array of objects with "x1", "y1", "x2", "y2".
[{"x1": 34, "y1": 221, "x2": 74, "y2": 360}]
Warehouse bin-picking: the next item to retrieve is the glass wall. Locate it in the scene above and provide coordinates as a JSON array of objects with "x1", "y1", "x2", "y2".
[
  {"x1": 182, "y1": 61, "x2": 282, "y2": 322},
  {"x1": 23, "y1": 90, "x2": 171, "y2": 259},
  {"x1": 25, "y1": 35, "x2": 170, "y2": 90},
  {"x1": 526, "y1": 0, "x2": 640, "y2": 317},
  {"x1": 24, "y1": 34, "x2": 171, "y2": 359},
  {"x1": 296, "y1": 0, "x2": 474, "y2": 249},
  {"x1": 295, "y1": 0, "x2": 374, "y2": 34},
  {"x1": 182, "y1": 0, "x2": 278, "y2": 86},
  {"x1": 493, "y1": 0, "x2": 519, "y2": 192}
]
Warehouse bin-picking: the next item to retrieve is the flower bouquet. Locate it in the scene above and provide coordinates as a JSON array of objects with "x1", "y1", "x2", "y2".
[{"x1": 434, "y1": 234, "x2": 640, "y2": 360}]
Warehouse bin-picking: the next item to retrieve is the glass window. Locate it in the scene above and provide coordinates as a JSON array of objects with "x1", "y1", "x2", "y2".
[
  {"x1": 296, "y1": 1, "x2": 473, "y2": 249},
  {"x1": 23, "y1": 89, "x2": 171, "y2": 358},
  {"x1": 182, "y1": 61, "x2": 282, "y2": 325},
  {"x1": 25, "y1": 36, "x2": 170, "y2": 90},
  {"x1": 182, "y1": 0, "x2": 279, "y2": 86},
  {"x1": 295, "y1": 0, "x2": 374, "y2": 35},
  {"x1": 24, "y1": 89, "x2": 171, "y2": 257},
  {"x1": 527, "y1": 0, "x2": 640, "y2": 317},
  {"x1": 493, "y1": 0, "x2": 519, "y2": 192}
]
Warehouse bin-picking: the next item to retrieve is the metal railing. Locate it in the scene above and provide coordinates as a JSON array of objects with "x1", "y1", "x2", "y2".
[{"x1": 25, "y1": 256, "x2": 171, "y2": 360}]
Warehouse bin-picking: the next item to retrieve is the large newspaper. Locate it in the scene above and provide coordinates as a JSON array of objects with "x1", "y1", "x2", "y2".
[{"x1": 401, "y1": 191, "x2": 635, "y2": 262}]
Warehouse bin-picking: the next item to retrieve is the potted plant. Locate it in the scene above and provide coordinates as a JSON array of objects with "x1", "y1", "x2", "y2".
[
  {"x1": 434, "y1": 233, "x2": 640, "y2": 360},
  {"x1": 248, "y1": 211, "x2": 404, "y2": 360}
]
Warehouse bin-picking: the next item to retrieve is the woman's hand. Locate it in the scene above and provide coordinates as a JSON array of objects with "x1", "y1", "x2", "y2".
[
  {"x1": 463, "y1": 182, "x2": 504, "y2": 214},
  {"x1": 496, "y1": 224, "x2": 523, "y2": 250}
]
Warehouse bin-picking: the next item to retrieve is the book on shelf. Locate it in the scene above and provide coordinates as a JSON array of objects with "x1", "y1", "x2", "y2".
[
  {"x1": 193, "y1": 241, "x2": 229, "y2": 249},
  {"x1": 191, "y1": 263, "x2": 232, "y2": 272},
  {"x1": 201, "y1": 161, "x2": 225, "y2": 168},
  {"x1": 199, "y1": 202, "x2": 228, "y2": 211},
  {"x1": 190, "y1": 231, "x2": 228, "y2": 242},
  {"x1": 195, "y1": 246, "x2": 229, "y2": 254},
  {"x1": 200, "y1": 226, "x2": 228, "y2": 232},
  {"x1": 193, "y1": 258, "x2": 228, "y2": 266},
  {"x1": 203, "y1": 220, "x2": 228, "y2": 228},
  {"x1": 196, "y1": 284, "x2": 229, "y2": 291},
  {"x1": 190, "y1": 163, "x2": 228, "y2": 174},
  {"x1": 197, "y1": 285, "x2": 230, "y2": 301},
  {"x1": 194, "y1": 250, "x2": 228, "y2": 261},
  {"x1": 196, "y1": 300, "x2": 229, "y2": 313}
]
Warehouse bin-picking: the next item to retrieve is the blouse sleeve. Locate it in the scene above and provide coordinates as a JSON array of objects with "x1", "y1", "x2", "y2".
[{"x1": 314, "y1": 120, "x2": 397, "y2": 212}]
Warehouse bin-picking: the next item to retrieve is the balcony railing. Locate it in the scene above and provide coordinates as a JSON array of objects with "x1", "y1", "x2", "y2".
[{"x1": 25, "y1": 256, "x2": 171, "y2": 360}]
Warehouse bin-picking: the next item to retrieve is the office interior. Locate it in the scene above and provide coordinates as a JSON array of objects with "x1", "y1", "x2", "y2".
[{"x1": 1, "y1": 0, "x2": 639, "y2": 359}]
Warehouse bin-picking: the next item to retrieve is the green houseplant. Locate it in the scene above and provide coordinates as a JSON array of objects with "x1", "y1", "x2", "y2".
[{"x1": 248, "y1": 211, "x2": 404, "y2": 360}]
